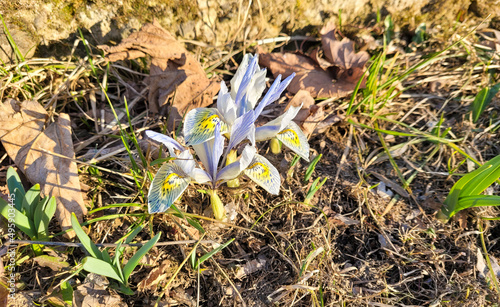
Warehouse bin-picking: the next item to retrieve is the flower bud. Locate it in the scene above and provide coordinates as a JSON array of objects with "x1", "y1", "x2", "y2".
[
  {"x1": 270, "y1": 138, "x2": 282, "y2": 154},
  {"x1": 226, "y1": 149, "x2": 240, "y2": 188},
  {"x1": 208, "y1": 189, "x2": 226, "y2": 220}
]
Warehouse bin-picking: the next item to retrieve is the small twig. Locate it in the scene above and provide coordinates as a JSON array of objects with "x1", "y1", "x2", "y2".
[{"x1": 5, "y1": 239, "x2": 216, "y2": 248}]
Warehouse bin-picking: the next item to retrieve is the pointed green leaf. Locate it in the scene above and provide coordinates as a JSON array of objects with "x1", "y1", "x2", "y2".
[
  {"x1": 82, "y1": 257, "x2": 124, "y2": 284},
  {"x1": 37, "y1": 197, "x2": 56, "y2": 239},
  {"x1": 7, "y1": 167, "x2": 24, "y2": 197},
  {"x1": 22, "y1": 184, "x2": 40, "y2": 220},
  {"x1": 122, "y1": 232, "x2": 161, "y2": 282},
  {"x1": 441, "y1": 154, "x2": 500, "y2": 219},
  {"x1": 71, "y1": 213, "x2": 102, "y2": 260},
  {"x1": 471, "y1": 83, "x2": 500, "y2": 123},
  {"x1": 195, "y1": 238, "x2": 234, "y2": 269}
]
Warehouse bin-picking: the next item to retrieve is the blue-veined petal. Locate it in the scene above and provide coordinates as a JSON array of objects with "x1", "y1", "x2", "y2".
[
  {"x1": 145, "y1": 130, "x2": 184, "y2": 155},
  {"x1": 254, "y1": 73, "x2": 295, "y2": 119},
  {"x1": 192, "y1": 122, "x2": 224, "y2": 182},
  {"x1": 275, "y1": 121, "x2": 310, "y2": 161},
  {"x1": 254, "y1": 104, "x2": 302, "y2": 141},
  {"x1": 216, "y1": 145, "x2": 256, "y2": 182},
  {"x1": 183, "y1": 108, "x2": 228, "y2": 145},
  {"x1": 244, "y1": 154, "x2": 280, "y2": 195},
  {"x1": 148, "y1": 163, "x2": 191, "y2": 213},
  {"x1": 227, "y1": 110, "x2": 255, "y2": 152},
  {"x1": 232, "y1": 55, "x2": 259, "y2": 116},
  {"x1": 217, "y1": 82, "x2": 237, "y2": 125}
]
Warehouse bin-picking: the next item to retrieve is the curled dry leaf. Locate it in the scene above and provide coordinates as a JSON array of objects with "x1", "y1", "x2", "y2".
[
  {"x1": 0, "y1": 99, "x2": 87, "y2": 238},
  {"x1": 99, "y1": 21, "x2": 220, "y2": 129},
  {"x1": 258, "y1": 23, "x2": 369, "y2": 99},
  {"x1": 286, "y1": 90, "x2": 342, "y2": 136}
]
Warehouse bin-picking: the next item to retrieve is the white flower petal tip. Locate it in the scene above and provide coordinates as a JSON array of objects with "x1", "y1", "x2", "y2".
[
  {"x1": 183, "y1": 108, "x2": 228, "y2": 146},
  {"x1": 276, "y1": 121, "x2": 310, "y2": 162},
  {"x1": 148, "y1": 163, "x2": 191, "y2": 214},
  {"x1": 145, "y1": 130, "x2": 184, "y2": 155},
  {"x1": 244, "y1": 154, "x2": 281, "y2": 195}
]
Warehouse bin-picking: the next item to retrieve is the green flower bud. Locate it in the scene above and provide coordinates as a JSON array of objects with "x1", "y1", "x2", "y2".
[{"x1": 208, "y1": 189, "x2": 226, "y2": 221}]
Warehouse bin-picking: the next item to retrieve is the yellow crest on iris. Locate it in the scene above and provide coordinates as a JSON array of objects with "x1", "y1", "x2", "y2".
[
  {"x1": 148, "y1": 163, "x2": 191, "y2": 213},
  {"x1": 184, "y1": 108, "x2": 229, "y2": 145},
  {"x1": 276, "y1": 121, "x2": 310, "y2": 162},
  {"x1": 244, "y1": 154, "x2": 280, "y2": 195}
]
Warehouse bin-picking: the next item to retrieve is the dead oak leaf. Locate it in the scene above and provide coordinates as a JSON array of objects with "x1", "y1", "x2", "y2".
[
  {"x1": 259, "y1": 23, "x2": 369, "y2": 99},
  {"x1": 259, "y1": 50, "x2": 365, "y2": 99},
  {"x1": 99, "y1": 21, "x2": 219, "y2": 130},
  {"x1": 0, "y1": 99, "x2": 87, "y2": 238},
  {"x1": 320, "y1": 23, "x2": 370, "y2": 83}
]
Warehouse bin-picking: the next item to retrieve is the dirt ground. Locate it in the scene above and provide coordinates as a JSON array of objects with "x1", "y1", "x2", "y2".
[{"x1": 1, "y1": 4, "x2": 500, "y2": 307}]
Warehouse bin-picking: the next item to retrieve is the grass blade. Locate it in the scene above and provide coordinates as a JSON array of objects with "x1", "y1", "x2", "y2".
[
  {"x1": 471, "y1": 83, "x2": 500, "y2": 123},
  {"x1": 195, "y1": 238, "x2": 235, "y2": 269}
]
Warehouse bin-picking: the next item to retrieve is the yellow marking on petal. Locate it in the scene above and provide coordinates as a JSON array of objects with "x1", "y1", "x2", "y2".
[
  {"x1": 246, "y1": 162, "x2": 270, "y2": 180},
  {"x1": 277, "y1": 129, "x2": 300, "y2": 147},
  {"x1": 275, "y1": 121, "x2": 310, "y2": 162},
  {"x1": 186, "y1": 110, "x2": 228, "y2": 145},
  {"x1": 243, "y1": 154, "x2": 280, "y2": 195},
  {"x1": 161, "y1": 173, "x2": 185, "y2": 196},
  {"x1": 148, "y1": 163, "x2": 191, "y2": 213}
]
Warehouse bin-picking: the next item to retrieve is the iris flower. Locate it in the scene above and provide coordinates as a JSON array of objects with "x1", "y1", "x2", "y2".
[
  {"x1": 183, "y1": 54, "x2": 310, "y2": 161},
  {"x1": 146, "y1": 123, "x2": 280, "y2": 217}
]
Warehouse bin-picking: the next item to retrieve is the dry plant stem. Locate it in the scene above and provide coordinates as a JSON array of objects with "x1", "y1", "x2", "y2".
[
  {"x1": 5, "y1": 239, "x2": 216, "y2": 248},
  {"x1": 479, "y1": 221, "x2": 500, "y2": 293}
]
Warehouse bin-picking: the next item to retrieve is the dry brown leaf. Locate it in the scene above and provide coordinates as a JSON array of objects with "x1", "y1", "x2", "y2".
[
  {"x1": 320, "y1": 23, "x2": 370, "y2": 83},
  {"x1": 259, "y1": 23, "x2": 369, "y2": 99},
  {"x1": 285, "y1": 90, "x2": 316, "y2": 123},
  {"x1": 99, "y1": 21, "x2": 220, "y2": 129},
  {"x1": 0, "y1": 99, "x2": 87, "y2": 237},
  {"x1": 260, "y1": 51, "x2": 364, "y2": 99},
  {"x1": 33, "y1": 255, "x2": 69, "y2": 271},
  {"x1": 137, "y1": 260, "x2": 172, "y2": 291},
  {"x1": 286, "y1": 89, "x2": 343, "y2": 136}
]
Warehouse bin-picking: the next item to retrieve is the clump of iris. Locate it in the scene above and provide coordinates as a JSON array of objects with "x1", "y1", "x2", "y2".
[{"x1": 146, "y1": 54, "x2": 310, "y2": 220}]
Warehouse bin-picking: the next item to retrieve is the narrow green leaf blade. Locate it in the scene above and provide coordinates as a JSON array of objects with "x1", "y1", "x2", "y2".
[
  {"x1": 7, "y1": 167, "x2": 25, "y2": 211},
  {"x1": 471, "y1": 83, "x2": 500, "y2": 123},
  {"x1": 456, "y1": 195, "x2": 500, "y2": 212},
  {"x1": 37, "y1": 197, "x2": 56, "y2": 239},
  {"x1": 195, "y1": 238, "x2": 235, "y2": 269},
  {"x1": 71, "y1": 213, "x2": 102, "y2": 260},
  {"x1": 122, "y1": 232, "x2": 161, "y2": 282}
]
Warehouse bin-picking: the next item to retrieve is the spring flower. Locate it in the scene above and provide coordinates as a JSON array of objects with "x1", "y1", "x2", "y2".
[
  {"x1": 183, "y1": 54, "x2": 310, "y2": 161},
  {"x1": 146, "y1": 124, "x2": 279, "y2": 216}
]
